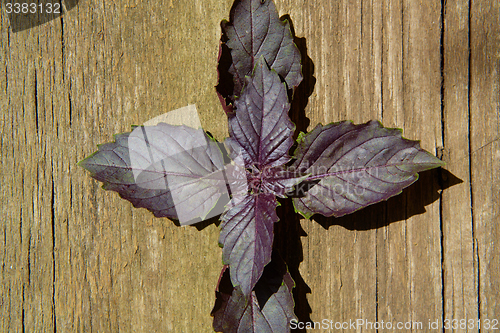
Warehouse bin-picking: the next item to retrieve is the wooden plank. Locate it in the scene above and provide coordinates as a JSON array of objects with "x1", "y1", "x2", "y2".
[
  {"x1": 470, "y1": 0, "x2": 500, "y2": 324},
  {"x1": 376, "y1": 0, "x2": 444, "y2": 329},
  {"x1": 376, "y1": 0, "x2": 420, "y2": 326},
  {"x1": 61, "y1": 1, "x2": 234, "y2": 331},
  {"x1": 1, "y1": 0, "x2": 499, "y2": 332},
  {"x1": 0, "y1": 22, "x2": 64, "y2": 332},
  {"x1": 1, "y1": 1, "x2": 233, "y2": 332},
  {"x1": 282, "y1": 0, "x2": 445, "y2": 330},
  {"x1": 377, "y1": 0, "x2": 411, "y2": 326},
  {"x1": 441, "y1": 0, "x2": 478, "y2": 326},
  {"x1": 275, "y1": 0, "x2": 382, "y2": 328}
]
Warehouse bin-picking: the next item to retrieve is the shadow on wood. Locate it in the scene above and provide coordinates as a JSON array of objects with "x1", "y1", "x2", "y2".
[
  {"x1": 283, "y1": 14, "x2": 315, "y2": 139},
  {"x1": 313, "y1": 168, "x2": 462, "y2": 231}
]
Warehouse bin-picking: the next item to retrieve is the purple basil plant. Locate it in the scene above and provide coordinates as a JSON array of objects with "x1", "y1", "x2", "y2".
[{"x1": 78, "y1": 0, "x2": 445, "y2": 331}]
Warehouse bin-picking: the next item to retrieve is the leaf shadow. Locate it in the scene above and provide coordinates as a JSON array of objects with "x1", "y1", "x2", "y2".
[
  {"x1": 274, "y1": 199, "x2": 313, "y2": 332},
  {"x1": 281, "y1": 14, "x2": 315, "y2": 140},
  {"x1": 185, "y1": 214, "x2": 222, "y2": 231},
  {"x1": 172, "y1": 196, "x2": 225, "y2": 231}
]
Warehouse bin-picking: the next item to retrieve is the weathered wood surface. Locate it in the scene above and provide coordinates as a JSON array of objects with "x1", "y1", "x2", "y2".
[{"x1": 1, "y1": 1, "x2": 498, "y2": 332}]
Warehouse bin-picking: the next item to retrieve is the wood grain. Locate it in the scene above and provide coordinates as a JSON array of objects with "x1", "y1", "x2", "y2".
[
  {"x1": 1, "y1": 0, "x2": 498, "y2": 332},
  {"x1": 441, "y1": 0, "x2": 477, "y2": 326},
  {"x1": 470, "y1": 0, "x2": 500, "y2": 325}
]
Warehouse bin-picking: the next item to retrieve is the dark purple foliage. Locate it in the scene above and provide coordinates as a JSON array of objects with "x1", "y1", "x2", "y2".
[
  {"x1": 226, "y1": 57, "x2": 295, "y2": 169},
  {"x1": 218, "y1": 57, "x2": 306, "y2": 297},
  {"x1": 78, "y1": 124, "x2": 229, "y2": 224},
  {"x1": 78, "y1": 0, "x2": 445, "y2": 330},
  {"x1": 212, "y1": 256, "x2": 296, "y2": 333},
  {"x1": 219, "y1": 193, "x2": 278, "y2": 297},
  {"x1": 216, "y1": 0, "x2": 302, "y2": 112},
  {"x1": 291, "y1": 121, "x2": 445, "y2": 218}
]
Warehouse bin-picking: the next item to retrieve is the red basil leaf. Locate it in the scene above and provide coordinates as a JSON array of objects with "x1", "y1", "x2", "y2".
[
  {"x1": 78, "y1": 124, "x2": 229, "y2": 224},
  {"x1": 292, "y1": 120, "x2": 445, "y2": 218},
  {"x1": 216, "y1": 0, "x2": 302, "y2": 111},
  {"x1": 219, "y1": 193, "x2": 279, "y2": 296},
  {"x1": 226, "y1": 57, "x2": 295, "y2": 169}
]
